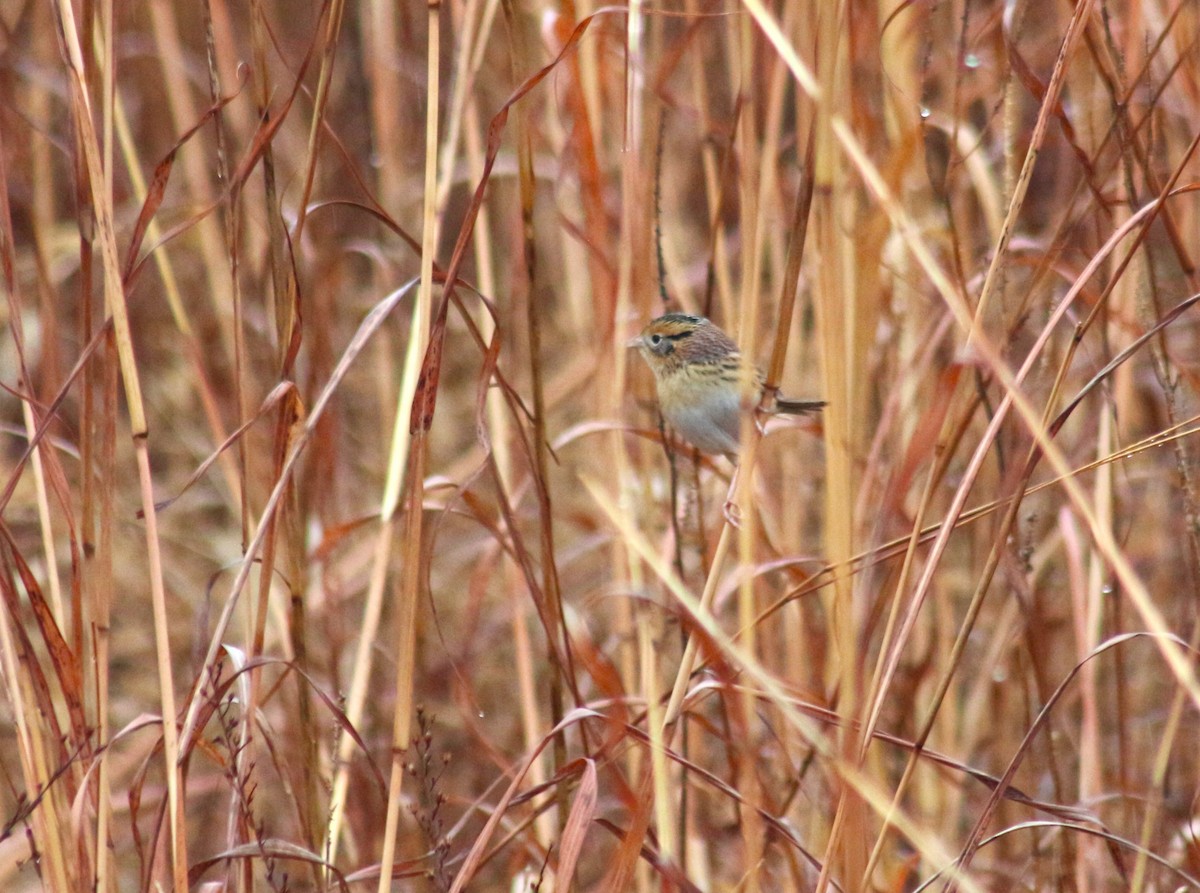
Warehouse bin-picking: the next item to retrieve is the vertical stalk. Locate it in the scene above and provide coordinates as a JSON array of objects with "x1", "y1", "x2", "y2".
[
  {"x1": 52, "y1": 0, "x2": 188, "y2": 887},
  {"x1": 375, "y1": 3, "x2": 440, "y2": 890}
]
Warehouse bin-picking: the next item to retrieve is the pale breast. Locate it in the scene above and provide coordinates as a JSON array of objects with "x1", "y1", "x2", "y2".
[{"x1": 660, "y1": 382, "x2": 742, "y2": 456}]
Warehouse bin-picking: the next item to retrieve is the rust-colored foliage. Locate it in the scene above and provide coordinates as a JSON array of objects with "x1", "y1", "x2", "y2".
[{"x1": 3, "y1": 1, "x2": 1200, "y2": 892}]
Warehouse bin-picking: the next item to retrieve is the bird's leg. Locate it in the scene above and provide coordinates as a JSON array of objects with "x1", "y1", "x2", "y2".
[
  {"x1": 722, "y1": 453, "x2": 742, "y2": 528},
  {"x1": 755, "y1": 407, "x2": 768, "y2": 439},
  {"x1": 722, "y1": 411, "x2": 769, "y2": 526},
  {"x1": 722, "y1": 404, "x2": 773, "y2": 525}
]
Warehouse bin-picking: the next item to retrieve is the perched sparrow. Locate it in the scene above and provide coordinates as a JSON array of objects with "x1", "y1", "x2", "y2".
[{"x1": 630, "y1": 312, "x2": 825, "y2": 458}]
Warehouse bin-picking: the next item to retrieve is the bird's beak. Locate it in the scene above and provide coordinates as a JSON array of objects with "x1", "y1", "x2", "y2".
[{"x1": 625, "y1": 335, "x2": 643, "y2": 349}]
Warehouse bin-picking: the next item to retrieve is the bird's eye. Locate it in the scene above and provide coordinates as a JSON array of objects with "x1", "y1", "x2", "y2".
[{"x1": 649, "y1": 334, "x2": 662, "y2": 345}]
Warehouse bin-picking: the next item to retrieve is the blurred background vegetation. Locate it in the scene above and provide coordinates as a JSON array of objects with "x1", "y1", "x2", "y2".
[{"x1": 3, "y1": 0, "x2": 1200, "y2": 891}]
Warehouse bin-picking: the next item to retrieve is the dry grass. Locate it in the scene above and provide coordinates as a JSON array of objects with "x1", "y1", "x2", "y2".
[{"x1": 3, "y1": 0, "x2": 1200, "y2": 890}]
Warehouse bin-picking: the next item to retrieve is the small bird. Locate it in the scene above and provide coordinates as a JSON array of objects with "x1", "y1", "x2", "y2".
[{"x1": 630, "y1": 312, "x2": 826, "y2": 458}]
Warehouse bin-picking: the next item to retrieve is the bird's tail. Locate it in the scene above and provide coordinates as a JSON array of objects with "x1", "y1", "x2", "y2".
[{"x1": 774, "y1": 398, "x2": 827, "y2": 415}]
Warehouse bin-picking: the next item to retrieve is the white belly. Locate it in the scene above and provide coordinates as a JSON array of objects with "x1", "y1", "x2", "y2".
[{"x1": 662, "y1": 388, "x2": 741, "y2": 455}]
